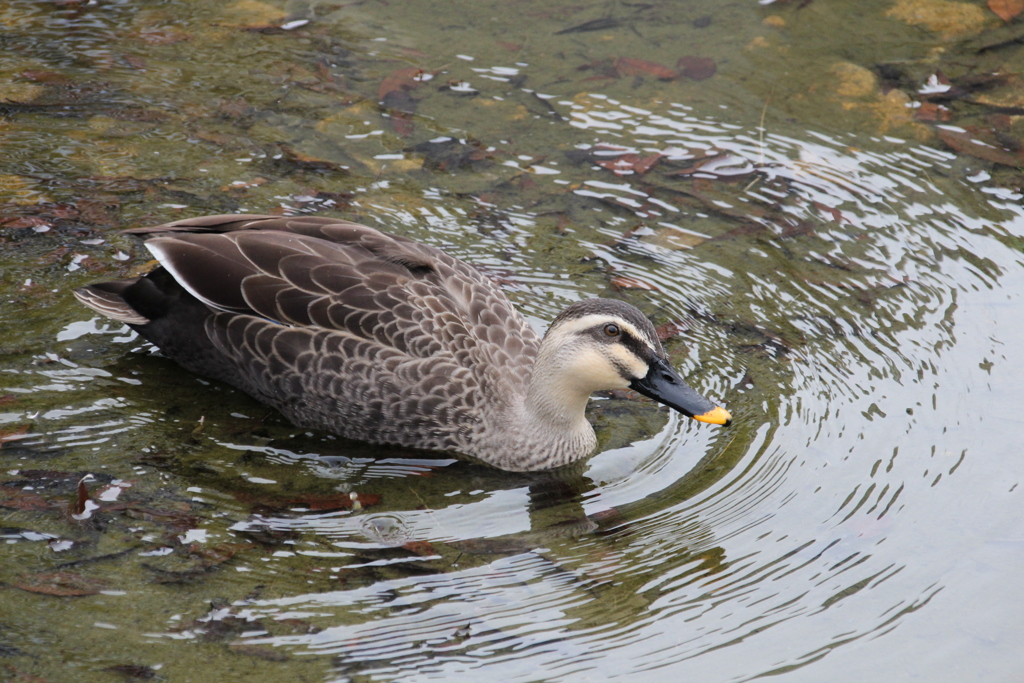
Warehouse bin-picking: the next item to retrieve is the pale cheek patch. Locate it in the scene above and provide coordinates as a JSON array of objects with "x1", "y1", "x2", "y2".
[
  {"x1": 608, "y1": 344, "x2": 649, "y2": 380},
  {"x1": 568, "y1": 348, "x2": 631, "y2": 390}
]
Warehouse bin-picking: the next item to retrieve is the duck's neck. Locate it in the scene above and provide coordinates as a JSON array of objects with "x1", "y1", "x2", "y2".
[
  {"x1": 524, "y1": 346, "x2": 596, "y2": 434},
  {"x1": 491, "y1": 341, "x2": 618, "y2": 471}
]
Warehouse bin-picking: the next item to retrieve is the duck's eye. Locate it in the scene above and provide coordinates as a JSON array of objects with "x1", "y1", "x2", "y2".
[{"x1": 603, "y1": 323, "x2": 620, "y2": 337}]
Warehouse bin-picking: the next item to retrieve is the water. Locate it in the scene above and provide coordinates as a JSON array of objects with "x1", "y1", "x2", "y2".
[{"x1": 2, "y1": 0, "x2": 1024, "y2": 680}]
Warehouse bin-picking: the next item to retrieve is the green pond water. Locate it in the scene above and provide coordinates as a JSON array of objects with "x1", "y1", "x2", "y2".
[{"x1": 2, "y1": 0, "x2": 1024, "y2": 681}]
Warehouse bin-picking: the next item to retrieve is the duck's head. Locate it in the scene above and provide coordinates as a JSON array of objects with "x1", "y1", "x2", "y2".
[{"x1": 541, "y1": 299, "x2": 731, "y2": 426}]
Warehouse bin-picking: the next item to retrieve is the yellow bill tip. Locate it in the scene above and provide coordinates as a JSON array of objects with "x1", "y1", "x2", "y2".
[{"x1": 692, "y1": 406, "x2": 732, "y2": 426}]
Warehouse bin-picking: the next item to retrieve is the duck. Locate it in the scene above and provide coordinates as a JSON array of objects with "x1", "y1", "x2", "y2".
[{"x1": 73, "y1": 214, "x2": 731, "y2": 471}]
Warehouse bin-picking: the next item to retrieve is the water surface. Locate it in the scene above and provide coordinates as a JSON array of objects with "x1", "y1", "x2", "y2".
[{"x1": 2, "y1": 1, "x2": 1024, "y2": 681}]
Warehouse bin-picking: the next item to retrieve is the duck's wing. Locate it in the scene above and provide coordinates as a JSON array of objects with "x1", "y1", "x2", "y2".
[
  {"x1": 103, "y1": 215, "x2": 541, "y2": 451},
  {"x1": 131, "y1": 215, "x2": 540, "y2": 369}
]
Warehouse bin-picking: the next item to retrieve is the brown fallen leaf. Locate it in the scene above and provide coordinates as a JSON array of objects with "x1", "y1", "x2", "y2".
[
  {"x1": 677, "y1": 56, "x2": 717, "y2": 81},
  {"x1": 390, "y1": 110, "x2": 415, "y2": 137},
  {"x1": 937, "y1": 128, "x2": 1023, "y2": 166},
  {"x1": 0, "y1": 424, "x2": 30, "y2": 446},
  {"x1": 610, "y1": 275, "x2": 658, "y2": 291},
  {"x1": 70, "y1": 474, "x2": 94, "y2": 517},
  {"x1": 191, "y1": 542, "x2": 254, "y2": 568},
  {"x1": 596, "y1": 153, "x2": 662, "y2": 176},
  {"x1": 378, "y1": 66, "x2": 429, "y2": 102},
  {"x1": 118, "y1": 505, "x2": 199, "y2": 530},
  {"x1": 14, "y1": 571, "x2": 107, "y2": 597},
  {"x1": 19, "y1": 70, "x2": 72, "y2": 85},
  {"x1": 589, "y1": 506, "x2": 628, "y2": 528},
  {"x1": 195, "y1": 131, "x2": 236, "y2": 146},
  {"x1": 76, "y1": 196, "x2": 121, "y2": 225},
  {"x1": 0, "y1": 487, "x2": 52, "y2": 511},
  {"x1": 0, "y1": 216, "x2": 49, "y2": 230},
  {"x1": 813, "y1": 201, "x2": 848, "y2": 224},
  {"x1": 277, "y1": 144, "x2": 345, "y2": 171},
  {"x1": 654, "y1": 320, "x2": 691, "y2": 341},
  {"x1": 613, "y1": 57, "x2": 677, "y2": 80},
  {"x1": 914, "y1": 102, "x2": 951, "y2": 122},
  {"x1": 403, "y1": 540, "x2": 437, "y2": 556},
  {"x1": 38, "y1": 246, "x2": 70, "y2": 265},
  {"x1": 989, "y1": 113, "x2": 1013, "y2": 130},
  {"x1": 989, "y1": 0, "x2": 1024, "y2": 21}
]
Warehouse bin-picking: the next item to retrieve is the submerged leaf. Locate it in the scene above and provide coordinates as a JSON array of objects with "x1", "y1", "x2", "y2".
[
  {"x1": 989, "y1": 0, "x2": 1024, "y2": 21},
  {"x1": 0, "y1": 487, "x2": 52, "y2": 511},
  {"x1": 378, "y1": 67, "x2": 430, "y2": 102},
  {"x1": 654, "y1": 320, "x2": 691, "y2": 341},
  {"x1": 677, "y1": 56, "x2": 717, "y2": 81},
  {"x1": 596, "y1": 153, "x2": 662, "y2": 176},
  {"x1": 276, "y1": 145, "x2": 346, "y2": 171},
  {"x1": 19, "y1": 71, "x2": 72, "y2": 85},
  {"x1": 117, "y1": 505, "x2": 200, "y2": 530},
  {"x1": 610, "y1": 275, "x2": 658, "y2": 291},
  {"x1": 613, "y1": 57, "x2": 678, "y2": 80},
  {"x1": 403, "y1": 540, "x2": 437, "y2": 556},
  {"x1": 14, "y1": 571, "x2": 107, "y2": 597},
  {"x1": 914, "y1": 102, "x2": 952, "y2": 121},
  {"x1": 938, "y1": 128, "x2": 1023, "y2": 166},
  {"x1": 0, "y1": 424, "x2": 30, "y2": 446},
  {"x1": 191, "y1": 542, "x2": 255, "y2": 567},
  {"x1": 70, "y1": 474, "x2": 95, "y2": 517}
]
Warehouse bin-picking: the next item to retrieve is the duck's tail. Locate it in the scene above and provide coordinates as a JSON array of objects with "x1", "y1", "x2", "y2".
[{"x1": 73, "y1": 279, "x2": 150, "y2": 325}]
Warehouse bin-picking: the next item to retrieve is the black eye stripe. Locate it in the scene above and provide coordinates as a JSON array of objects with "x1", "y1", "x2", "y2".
[
  {"x1": 620, "y1": 331, "x2": 649, "y2": 358},
  {"x1": 591, "y1": 323, "x2": 653, "y2": 359}
]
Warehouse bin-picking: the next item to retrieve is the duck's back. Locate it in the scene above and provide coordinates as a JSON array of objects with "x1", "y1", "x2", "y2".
[{"x1": 75, "y1": 215, "x2": 542, "y2": 454}]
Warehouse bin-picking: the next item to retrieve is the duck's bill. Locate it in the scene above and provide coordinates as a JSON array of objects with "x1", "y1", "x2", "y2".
[{"x1": 630, "y1": 357, "x2": 732, "y2": 426}]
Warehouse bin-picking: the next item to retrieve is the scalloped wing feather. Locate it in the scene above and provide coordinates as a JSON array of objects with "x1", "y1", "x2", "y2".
[{"x1": 137, "y1": 217, "x2": 540, "y2": 449}]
